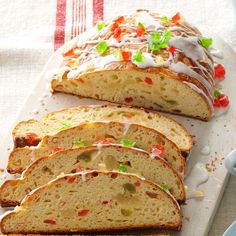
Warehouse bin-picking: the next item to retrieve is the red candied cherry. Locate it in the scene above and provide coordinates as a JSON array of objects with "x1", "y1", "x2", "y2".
[
  {"x1": 169, "y1": 46, "x2": 176, "y2": 55},
  {"x1": 151, "y1": 145, "x2": 165, "y2": 156},
  {"x1": 113, "y1": 27, "x2": 122, "y2": 39},
  {"x1": 213, "y1": 99, "x2": 221, "y2": 108},
  {"x1": 111, "y1": 22, "x2": 119, "y2": 32},
  {"x1": 121, "y1": 51, "x2": 131, "y2": 61},
  {"x1": 144, "y1": 77, "x2": 153, "y2": 85},
  {"x1": 214, "y1": 64, "x2": 225, "y2": 79},
  {"x1": 78, "y1": 209, "x2": 89, "y2": 217},
  {"x1": 136, "y1": 26, "x2": 145, "y2": 36},
  {"x1": 114, "y1": 16, "x2": 125, "y2": 24},
  {"x1": 26, "y1": 132, "x2": 38, "y2": 146},
  {"x1": 218, "y1": 94, "x2": 229, "y2": 107},
  {"x1": 44, "y1": 219, "x2": 57, "y2": 225},
  {"x1": 63, "y1": 48, "x2": 74, "y2": 57},
  {"x1": 49, "y1": 147, "x2": 62, "y2": 155},
  {"x1": 125, "y1": 97, "x2": 133, "y2": 103},
  {"x1": 172, "y1": 12, "x2": 181, "y2": 23}
]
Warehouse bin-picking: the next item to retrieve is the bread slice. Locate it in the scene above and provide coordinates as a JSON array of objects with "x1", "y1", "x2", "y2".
[
  {"x1": 13, "y1": 105, "x2": 192, "y2": 154},
  {"x1": 51, "y1": 11, "x2": 215, "y2": 121},
  {"x1": 8, "y1": 122, "x2": 186, "y2": 175},
  {"x1": 0, "y1": 171, "x2": 182, "y2": 233},
  {"x1": 1, "y1": 145, "x2": 185, "y2": 207}
]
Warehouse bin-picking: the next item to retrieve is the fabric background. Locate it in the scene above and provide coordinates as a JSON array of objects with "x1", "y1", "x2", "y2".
[{"x1": 0, "y1": 0, "x2": 236, "y2": 235}]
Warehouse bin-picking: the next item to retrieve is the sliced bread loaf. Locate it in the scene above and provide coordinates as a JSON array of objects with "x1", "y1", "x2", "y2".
[
  {"x1": 12, "y1": 105, "x2": 192, "y2": 154},
  {"x1": 0, "y1": 171, "x2": 182, "y2": 233},
  {"x1": 0, "y1": 145, "x2": 185, "y2": 206},
  {"x1": 51, "y1": 11, "x2": 215, "y2": 121},
  {"x1": 8, "y1": 122, "x2": 185, "y2": 175}
]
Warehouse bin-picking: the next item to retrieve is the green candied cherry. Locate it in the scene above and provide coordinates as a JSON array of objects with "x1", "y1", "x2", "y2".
[
  {"x1": 96, "y1": 41, "x2": 109, "y2": 55},
  {"x1": 160, "y1": 183, "x2": 169, "y2": 192},
  {"x1": 73, "y1": 139, "x2": 85, "y2": 147},
  {"x1": 132, "y1": 51, "x2": 144, "y2": 63},
  {"x1": 200, "y1": 37, "x2": 213, "y2": 49},
  {"x1": 118, "y1": 164, "x2": 128, "y2": 173},
  {"x1": 161, "y1": 16, "x2": 169, "y2": 22},
  {"x1": 97, "y1": 21, "x2": 106, "y2": 31},
  {"x1": 123, "y1": 183, "x2": 136, "y2": 193},
  {"x1": 121, "y1": 139, "x2": 136, "y2": 147},
  {"x1": 59, "y1": 123, "x2": 72, "y2": 130}
]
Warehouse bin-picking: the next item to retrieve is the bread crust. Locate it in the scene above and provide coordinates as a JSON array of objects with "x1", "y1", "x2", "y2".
[
  {"x1": 1, "y1": 145, "x2": 186, "y2": 207},
  {"x1": 0, "y1": 171, "x2": 182, "y2": 233},
  {"x1": 8, "y1": 121, "x2": 186, "y2": 175}
]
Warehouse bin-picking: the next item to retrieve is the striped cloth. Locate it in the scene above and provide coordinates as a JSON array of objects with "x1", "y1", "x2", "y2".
[{"x1": 0, "y1": 1, "x2": 236, "y2": 235}]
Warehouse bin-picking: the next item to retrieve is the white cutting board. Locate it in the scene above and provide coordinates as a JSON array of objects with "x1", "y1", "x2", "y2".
[{"x1": 0, "y1": 29, "x2": 236, "y2": 236}]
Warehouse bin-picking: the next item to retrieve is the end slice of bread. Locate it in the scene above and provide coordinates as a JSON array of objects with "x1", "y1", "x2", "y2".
[
  {"x1": 12, "y1": 105, "x2": 192, "y2": 154},
  {"x1": 0, "y1": 145, "x2": 185, "y2": 206},
  {"x1": 0, "y1": 171, "x2": 182, "y2": 233},
  {"x1": 8, "y1": 122, "x2": 186, "y2": 175}
]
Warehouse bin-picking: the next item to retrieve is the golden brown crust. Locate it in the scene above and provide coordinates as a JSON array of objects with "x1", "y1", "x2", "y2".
[
  {"x1": 1, "y1": 171, "x2": 182, "y2": 233},
  {"x1": 1, "y1": 145, "x2": 185, "y2": 206},
  {"x1": 7, "y1": 121, "x2": 186, "y2": 175}
]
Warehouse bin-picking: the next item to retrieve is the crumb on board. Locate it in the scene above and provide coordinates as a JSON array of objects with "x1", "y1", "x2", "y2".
[
  {"x1": 185, "y1": 216, "x2": 190, "y2": 222},
  {"x1": 205, "y1": 155, "x2": 224, "y2": 172}
]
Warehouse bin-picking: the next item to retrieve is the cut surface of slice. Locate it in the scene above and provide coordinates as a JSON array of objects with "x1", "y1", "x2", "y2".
[
  {"x1": 1, "y1": 145, "x2": 185, "y2": 206},
  {"x1": 13, "y1": 105, "x2": 192, "y2": 153},
  {"x1": 0, "y1": 171, "x2": 182, "y2": 233},
  {"x1": 8, "y1": 122, "x2": 185, "y2": 175}
]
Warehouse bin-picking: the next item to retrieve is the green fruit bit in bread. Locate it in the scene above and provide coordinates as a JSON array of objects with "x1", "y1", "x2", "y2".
[
  {"x1": 96, "y1": 41, "x2": 109, "y2": 55},
  {"x1": 200, "y1": 37, "x2": 213, "y2": 49},
  {"x1": 59, "y1": 123, "x2": 72, "y2": 130},
  {"x1": 73, "y1": 139, "x2": 85, "y2": 147},
  {"x1": 121, "y1": 139, "x2": 136, "y2": 147},
  {"x1": 119, "y1": 164, "x2": 128, "y2": 173},
  {"x1": 123, "y1": 183, "x2": 136, "y2": 193},
  {"x1": 161, "y1": 16, "x2": 169, "y2": 22},
  {"x1": 97, "y1": 21, "x2": 105, "y2": 31},
  {"x1": 160, "y1": 183, "x2": 169, "y2": 192},
  {"x1": 133, "y1": 51, "x2": 143, "y2": 63}
]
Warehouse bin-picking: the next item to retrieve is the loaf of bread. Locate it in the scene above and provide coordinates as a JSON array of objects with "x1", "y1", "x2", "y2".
[
  {"x1": 0, "y1": 171, "x2": 182, "y2": 233},
  {"x1": 13, "y1": 105, "x2": 192, "y2": 154},
  {"x1": 1, "y1": 145, "x2": 185, "y2": 206},
  {"x1": 51, "y1": 11, "x2": 215, "y2": 120},
  {"x1": 8, "y1": 121, "x2": 185, "y2": 175}
]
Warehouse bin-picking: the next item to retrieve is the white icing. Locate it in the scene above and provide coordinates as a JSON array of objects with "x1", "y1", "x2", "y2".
[
  {"x1": 137, "y1": 11, "x2": 163, "y2": 30},
  {"x1": 169, "y1": 36, "x2": 205, "y2": 61},
  {"x1": 67, "y1": 54, "x2": 120, "y2": 79},
  {"x1": 201, "y1": 146, "x2": 211, "y2": 155},
  {"x1": 214, "y1": 105, "x2": 230, "y2": 117},
  {"x1": 123, "y1": 122, "x2": 131, "y2": 136},
  {"x1": 81, "y1": 172, "x2": 87, "y2": 182},
  {"x1": 209, "y1": 48, "x2": 224, "y2": 59},
  {"x1": 185, "y1": 162, "x2": 209, "y2": 200},
  {"x1": 132, "y1": 52, "x2": 159, "y2": 68}
]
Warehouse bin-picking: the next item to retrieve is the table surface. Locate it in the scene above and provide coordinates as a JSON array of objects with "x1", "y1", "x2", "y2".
[{"x1": 0, "y1": 1, "x2": 236, "y2": 235}]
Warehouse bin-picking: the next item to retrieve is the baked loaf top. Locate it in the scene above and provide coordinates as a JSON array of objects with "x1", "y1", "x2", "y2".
[
  {"x1": 8, "y1": 121, "x2": 185, "y2": 175},
  {"x1": 13, "y1": 104, "x2": 192, "y2": 153},
  {"x1": 52, "y1": 10, "x2": 215, "y2": 119},
  {"x1": 0, "y1": 145, "x2": 185, "y2": 207},
  {"x1": 0, "y1": 171, "x2": 182, "y2": 233}
]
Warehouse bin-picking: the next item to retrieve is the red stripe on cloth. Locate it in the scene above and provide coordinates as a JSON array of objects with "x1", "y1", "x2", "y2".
[
  {"x1": 93, "y1": 0, "x2": 104, "y2": 25},
  {"x1": 83, "y1": 0, "x2": 86, "y2": 32},
  {"x1": 71, "y1": 0, "x2": 75, "y2": 39},
  {"x1": 54, "y1": 0, "x2": 67, "y2": 51}
]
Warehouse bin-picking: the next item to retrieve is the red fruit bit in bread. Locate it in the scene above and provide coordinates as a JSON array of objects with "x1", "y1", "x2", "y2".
[
  {"x1": 114, "y1": 16, "x2": 125, "y2": 24},
  {"x1": 67, "y1": 176, "x2": 76, "y2": 184},
  {"x1": 111, "y1": 22, "x2": 119, "y2": 32},
  {"x1": 78, "y1": 77, "x2": 84, "y2": 83},
  {"x1": 125, "y1": 97, "x2": 133, "y2": 103},
  {"x1": 121, "y1": 51, "x2": 131, "y2": 61},
  {"x1": 97, "y1": 139, "x2": 113, "y2": 144},
  {"x1": 49, "y1": 147, "x2": 62, "y2": 155},
  {"x1": 214, "y1": 64, "x2": 225, "y2": 79},
  {"x1": 144, "y1": 77, "x2": 153, "y2": 85},
  {"x1": 102, "y1": 200, "x2": 110, "y2": 205},
  {"x1": 63, "y1": 48, "x2": 74, "y2": 57},
  {"x1": 26, "y1": 133, "x2": 38, "y2": 146},
  {"x1": 113, "y1": 27, "x2": 122, "y2": 39},
  {"x1": 78, "y1": 209, "x2": 89, "y2": 217},
  {"x1": 151, "y1": 145, "x2": 165, "y2": 156},
  {"x1": 172, "y1": 12, "x2": 181, "y2": 23},
  {"x1": 169, "y1": 46, "x2": 176, "y2": 55},
  {"x1": 44, "y1": 219, "x2": 57, "y2": 225},
  {"x1": 136, "y1": 26, "x2": 145, "y2": 36},
  {"x1": 124, "y1": 113, "x2": 135, "y2": 119},
  {"x1": 134, "y1": 181, "x2": 141, "y2": 187}
]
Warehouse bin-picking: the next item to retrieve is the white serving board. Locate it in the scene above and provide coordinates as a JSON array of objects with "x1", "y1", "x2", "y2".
[{"x1": 0, "y1": 30, "x2": 236, "y2": 236}]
